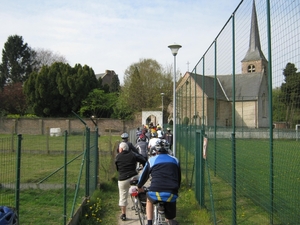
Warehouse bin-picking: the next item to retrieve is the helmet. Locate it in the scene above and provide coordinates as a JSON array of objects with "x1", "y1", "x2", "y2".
[
  {"x1": 162, "y1": 139, "x2": 170, "y2": 150},
  {"x1": 0, "y1": 206, "x2": 18, "y2": 225},
  {"x1": 155, "y1": 139, "x2": 167, "y2": 153},
  {"x1": 121, "y1": 133, "x2": 129, "y2": 139}
]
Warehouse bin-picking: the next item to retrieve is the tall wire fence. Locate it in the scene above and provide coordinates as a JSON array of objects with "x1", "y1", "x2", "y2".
[
  {"x1": 176, "y1": 0, "x2": 300, "y2": 224},
  {"x1": 0, "y1": 116, "x2": 99, "y2": 224}
]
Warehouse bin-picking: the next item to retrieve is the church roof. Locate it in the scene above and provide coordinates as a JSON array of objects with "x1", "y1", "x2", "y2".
[
  {"x1": 217, "y1": 73, "x2": 263, "y2": 101},
  {"x1": 187, "y1": 72, "x2": 263, "y2": 102}
]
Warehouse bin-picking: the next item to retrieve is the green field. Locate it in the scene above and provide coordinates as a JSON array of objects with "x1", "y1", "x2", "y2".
[
  {"x1": 1, "y1": 134, "x2": 299, "y2": 224},
  {"x1": 178, "y1": 137, "x2": 300, "y2": 224}
]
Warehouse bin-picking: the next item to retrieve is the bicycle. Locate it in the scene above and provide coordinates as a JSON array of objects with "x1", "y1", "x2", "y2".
[
  {"x1": 153, "y1": 201, "x2": 167, "y2": 225},
  {"x1": 129, "y1": 179, "x2": 147, "y2": 225}
]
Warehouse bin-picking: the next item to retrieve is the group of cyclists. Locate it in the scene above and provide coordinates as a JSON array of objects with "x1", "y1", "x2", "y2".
[{"x1": 115, "y1": 122, "x2": 180, "y2": 225}]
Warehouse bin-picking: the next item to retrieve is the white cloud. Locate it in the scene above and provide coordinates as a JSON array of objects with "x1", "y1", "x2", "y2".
[{"x1": 0, "y1": 0, "x2": 241, "y2": 83}]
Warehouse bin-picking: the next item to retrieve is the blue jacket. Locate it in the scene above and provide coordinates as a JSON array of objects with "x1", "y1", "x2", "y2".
[{"x1": 137, "y1": 152, "x2": 181, "y2": 195}]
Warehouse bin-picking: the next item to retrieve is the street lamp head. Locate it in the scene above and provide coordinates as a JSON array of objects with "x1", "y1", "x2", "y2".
[
  {"x1": 161, "y1": 93, "x2": 165, "y2": 96},
  {"x1": 168, "y1": 44, "x2": 182, "y2": 56}
]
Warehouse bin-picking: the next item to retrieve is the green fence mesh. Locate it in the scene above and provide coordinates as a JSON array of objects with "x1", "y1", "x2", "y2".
[
  {"x1": 0, "y1": 125, "x2": 99, "y2": 224},
  {"x1": 176, "y1": 0, "x2": 300, "y2": 224}
]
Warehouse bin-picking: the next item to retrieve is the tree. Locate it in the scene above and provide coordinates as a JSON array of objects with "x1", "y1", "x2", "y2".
[
  {"x1": 79, "y1": 89, "x2": 118, "y2": 118},
  {"x1": 121, "y1": 58, "x2": 173, "y2": 113},
  {"x1": 0, "y1": 35, "x2": 36, "y2": 89},
  {"x1": 24, "y1": 62, "x2": 99, "y2": 117},
  {"x1": 33, "y1": 48, "x2": 68, "y2": 72},
  {"x1": 0, "y1": 82, "x2": 27, "y2": 115},
  {"x1": 280, "y1": 62, "x2": 300, "y2": 125},
  {"x1": 272, "y1": 88, "x2": 286, "y2": 122},
  {"x1": 110, "y1": 74, "x2": 120, "y2": 93},
  {"x1": 112, "y1": 90, "x2": 134, "y2": 120}
]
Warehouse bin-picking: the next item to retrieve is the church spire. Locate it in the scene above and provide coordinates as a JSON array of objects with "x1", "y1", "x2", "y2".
[
  {"x1": 241, "y1": 0, "x2": 267, "y2": 73},
  {"x1": 242, "y1": 0, "x2": 266, "y2": 62}
]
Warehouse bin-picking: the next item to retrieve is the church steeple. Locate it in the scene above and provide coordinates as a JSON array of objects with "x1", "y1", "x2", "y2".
[{"x1": 241, "y1": 0, "x2": 268, "y2": 74}]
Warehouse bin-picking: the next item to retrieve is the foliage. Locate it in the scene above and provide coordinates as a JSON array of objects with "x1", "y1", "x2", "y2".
[
  {"x1": 109, "y1": 74, "x2": 120, "y2": 93},
  {"x1": 0, "y1": 82, "x2": 27, "y2": 115},
  {"x1": 23, "y1": 62, "x2": 99, "y2": 117},
  {"x1": 272, "y1": 88, "x2": 286, "y2": 122},
  {"x1": 111, "y1": 89, "x2": 134, "y2": 120},
  {"x1": 0, "y1": 35, "x2": 36, "y2": 89},
  {"x1": 121, "y1": 58, "x2": 173, "y2": 113},
  {"x1": 280, "y1": 62, "x2": 300, "y2": 125},
  {"x1": 5, "y1": 114, "x2": 39, "y2": 119},
  {"x1": 79, "y1": 89, "x2": 118, "y2": 118},
  {"x1": 79, "y1": 181, "x2": 119, "y2": 225}
]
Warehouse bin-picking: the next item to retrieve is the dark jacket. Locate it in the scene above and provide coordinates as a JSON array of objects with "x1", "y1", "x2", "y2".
[
  {"x1": 115, "y1": 150, "x2": 146, "y2": 181},
  {"x1": 135, "y1": 141, "x2": 148, "y2": 159},
  {"x1": 137, "y1": 153, "x2": 181, "y2": 195}
]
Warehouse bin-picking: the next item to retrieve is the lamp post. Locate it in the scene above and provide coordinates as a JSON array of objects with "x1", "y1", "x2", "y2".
[
  {"x1": 168, "y1": 43, "x2": 181, "y2": 157},
  {"x1": 161, "y1": 93, "x2": 165, "y2": 127}
]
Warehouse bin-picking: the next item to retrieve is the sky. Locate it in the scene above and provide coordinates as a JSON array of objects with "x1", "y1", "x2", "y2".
[{"x1": 0, "y1": 0, "x2": 241, "y2": 84}]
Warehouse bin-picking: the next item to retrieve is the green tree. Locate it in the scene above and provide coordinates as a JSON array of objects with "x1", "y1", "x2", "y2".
[
  {"x1": 110, "y1": 74, "x2": 120, "y2": 93},
  {"x1": 112, "y1": 90, "x2": 134, "y2": 120},
  {"x1": 281, "y1": 62, "x2": 300, "y2": 125},
  {"x1": 272, "y1": 88, "x2": 286, "y2": 122},
  {"x1": 122, "y1": 58, "x2": 173, "y2": 113},
  {"x1": 79, "y1": 89, "x2": 118, "y2": 118},
  {"x1": 24, "y1": 62, "x2": 99, "y2": 117},
  {"x1": 0, "y1": 35, "x2": 36, "y2": 89}
]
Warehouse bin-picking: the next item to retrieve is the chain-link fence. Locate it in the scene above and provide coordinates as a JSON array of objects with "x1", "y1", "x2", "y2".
[{"x1": 176, "y1": 0, "x2": 300, "y2": 224}]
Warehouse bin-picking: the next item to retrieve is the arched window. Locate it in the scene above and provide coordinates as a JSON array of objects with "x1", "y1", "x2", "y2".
[{"x1": 248, "y1": 64, "x2": 256, "y2": 73}]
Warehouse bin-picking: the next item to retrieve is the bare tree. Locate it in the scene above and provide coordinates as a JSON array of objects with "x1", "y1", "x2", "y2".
[{"x1": 33, "y1": 48, "x2": 68, "y2": 71}]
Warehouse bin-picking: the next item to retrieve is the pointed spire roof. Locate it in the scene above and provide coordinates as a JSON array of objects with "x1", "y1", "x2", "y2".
[{"x1": 241, "y1": 0, "x2": 267, "y2": 62}]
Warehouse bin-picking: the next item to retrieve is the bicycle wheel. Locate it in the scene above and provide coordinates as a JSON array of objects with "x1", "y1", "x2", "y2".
[{"x1": 137, "y1": 198, "x2": 147, "y2": 225}]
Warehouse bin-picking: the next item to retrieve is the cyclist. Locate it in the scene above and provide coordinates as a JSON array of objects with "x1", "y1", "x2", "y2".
[
  {"x1": 135, "y1": 134, "x2": 149, "y2": 161},
  {"x1": 163, "y1": 128, "x2": 173, "y2": 150},
  {"x1": 148, "y1": 133, "x2": 160, "y2": 156},
  {"x1": 116, "y1": 133, "x2": 139, "y2": 155},
  {"x1": 137, "y1": 139, "x2": 181, "y2": 225},
  {"x1": 115, "y1": 142, "x2": 146, "y2": 221}
]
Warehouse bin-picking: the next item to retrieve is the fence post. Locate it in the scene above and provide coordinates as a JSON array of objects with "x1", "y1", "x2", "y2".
[
  {"x1": 63, "y1": 130, "x2": 68, "y2": 225},
  {"x1": 15, "y1": 134, "x2": 22, "y2": 217},
  {"x1": 85, "y1": 127, "x2": 90, "y2": 197},
  {"x1": 199, "y1": 129, "x2": 205, "y2": 207},
  {"x1": 95, "y1": 127, "x2": 99, "y2": 190}
]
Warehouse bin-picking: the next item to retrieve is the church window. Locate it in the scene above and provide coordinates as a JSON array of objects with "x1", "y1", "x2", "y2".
[{"x1": 248, "y1": 64, "x2": 256, "y2": 73}]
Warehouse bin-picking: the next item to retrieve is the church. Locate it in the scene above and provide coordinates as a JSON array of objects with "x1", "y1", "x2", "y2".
[{"x1": 175, "y1": 0, "x2": 269, "y2": 128}]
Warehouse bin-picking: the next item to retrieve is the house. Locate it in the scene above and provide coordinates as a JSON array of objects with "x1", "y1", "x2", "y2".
[
  {"x1": 175, "y1": 0, "x2": 269, "y2": 128},
  {"x1": 95, "y1": 70, "x2": 118, "y2": 87}
]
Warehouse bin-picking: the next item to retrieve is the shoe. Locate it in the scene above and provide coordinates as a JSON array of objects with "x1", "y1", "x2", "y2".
[{"x1": 120, "y1": 214, "x2": 126, "y2": 221}]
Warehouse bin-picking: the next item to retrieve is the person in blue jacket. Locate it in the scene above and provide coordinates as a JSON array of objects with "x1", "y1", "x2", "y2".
[{"x1": 137, "y1": 139, "x2": 181, "y2": 225}]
